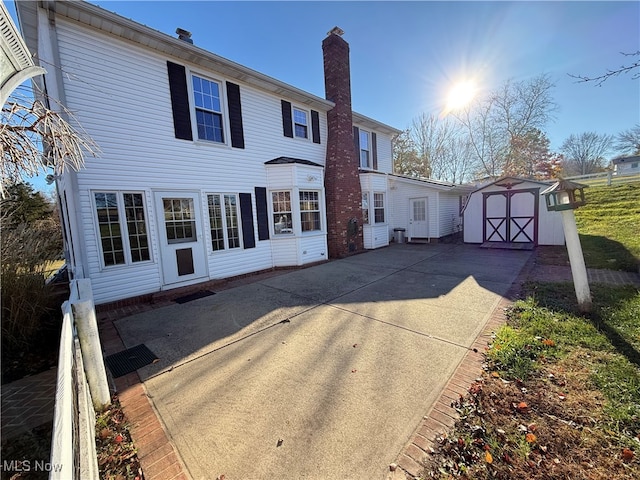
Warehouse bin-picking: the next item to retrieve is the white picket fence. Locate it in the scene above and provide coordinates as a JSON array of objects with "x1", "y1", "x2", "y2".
[
  {"x1": 565, "y1": 171, "x2": 640, "y2": 187},
  {"x1": 49, "y1": 279, "x2": 109, "y2": 480}
]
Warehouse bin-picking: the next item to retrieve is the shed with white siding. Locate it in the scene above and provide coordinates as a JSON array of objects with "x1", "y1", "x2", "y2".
[{"x1": 462, "y1": 177, "x2": 565, "y2": 246}]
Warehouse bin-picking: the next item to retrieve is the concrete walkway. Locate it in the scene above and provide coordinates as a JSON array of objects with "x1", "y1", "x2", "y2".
[{"x1": 113, "y1": 243, "x2": 532, "y2": 480}]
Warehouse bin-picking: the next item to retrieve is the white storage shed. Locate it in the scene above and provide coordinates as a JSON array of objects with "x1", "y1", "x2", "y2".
[{"x1": 463, "y1": 177, "x2": 565, "y2": 246}]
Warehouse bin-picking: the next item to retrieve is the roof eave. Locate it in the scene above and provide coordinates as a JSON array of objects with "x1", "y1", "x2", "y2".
[{"x1": 20, "y1": 0, "x2": 335, "y2": 111}]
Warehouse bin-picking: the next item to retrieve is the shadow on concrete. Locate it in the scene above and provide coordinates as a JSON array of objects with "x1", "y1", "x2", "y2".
[{"x1": 114, "y1": 243, "x2": 532, "y2": 380}]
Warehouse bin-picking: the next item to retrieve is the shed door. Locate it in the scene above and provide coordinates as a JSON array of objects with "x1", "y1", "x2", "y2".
[
  {"x1": 155, "y1": 192, "x2": 208, "y2": 285},
  {"x1": 483, "y1": 189, "x2": 538, "y2": 244}
]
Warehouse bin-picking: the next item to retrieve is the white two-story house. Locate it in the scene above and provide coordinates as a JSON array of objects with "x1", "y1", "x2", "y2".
[{"x1": 17, "y1": 0, "x2": 464, "y2": 305}]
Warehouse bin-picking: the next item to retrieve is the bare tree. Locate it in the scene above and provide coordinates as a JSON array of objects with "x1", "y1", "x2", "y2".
[
  {"x1": 392, "y1": 129, "x2": 419, "y2": 176},
  {"x1": 569, "y1": 51, "x2": 640, "y2": 86},
  {"x1": 393, "y1": 115, "x2": 476, "y2": 183},
  {"x1": 1, "y1": 86, "x2": 98, "y2": 197},
  {"x1": 560, "y1": 132, "x2": 613, "y2": 176},
  {"x1": 456, "y1": 74, "x2": 557, "y2": 178},
  {"x1": 614, "y1": 124, "x2": 640, "y2": 156}
]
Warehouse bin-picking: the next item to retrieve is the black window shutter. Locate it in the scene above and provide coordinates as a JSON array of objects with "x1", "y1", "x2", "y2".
[
  {"x1": 281, "y1": 100, "x2": 293, "y2": 138},
  {"x1": 167, "y1": 61, "x2": 193, "y2": 141},
  {"x1": 239, "y1": 193, "x2": 256, "y2": 249},
  {"x1": 353, "y1": 126, "x2": 360, "y2": 156},
  {"x1": 311, "y1": 110, "x2": 321, "y2": 144},
  {"x1": 372, "y1": 132, "x2": 378, "y2": 170},
  {"x1": 226, "y1": 82, "x2": 245, "y2": 149},
  {"x1": 255, "y1": 187, "x2": 270, "y2": 241}
]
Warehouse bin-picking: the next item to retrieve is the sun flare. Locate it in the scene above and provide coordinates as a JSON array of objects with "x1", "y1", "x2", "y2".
[{"x1": 444, "y1": 80, "x2": 477, "y2": 114}]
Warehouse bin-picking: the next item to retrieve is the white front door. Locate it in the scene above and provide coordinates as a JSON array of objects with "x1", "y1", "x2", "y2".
[
  {"x1": 154, "y1": 192, "x2": 208, "y2": 286},
  {"x1": 409, "y1": 198, "x2": 429, "y2": 239}
]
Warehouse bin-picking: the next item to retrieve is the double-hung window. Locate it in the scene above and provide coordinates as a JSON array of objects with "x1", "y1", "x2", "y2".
[
  {"x1": 207, "y1": 194, "x2": 241, "y2": 251},
  {"x1": 192, "y1": 74, "x2": 224, "y2": 143},
  {"x1": 272, "y1": 191, "x2": 293, "y2": 235},
  {"x1": 293, "y1": 107, "x2": 309, "y2": 139},
  {"x1": 360, "y1": 130, "x2": 370, "y2": 168},
  {"x1": 374, "y1": 193, "x2": 385, "y2": 223},
  {"x1": 362, "y1": 192, "x2": 370, "y2": 225},
  {"x1": 299, "y1": 191, "x2": 321, "y2": 232},
  {"x1": 94, "y1": 192, "x2": 151, "y2": 267}
]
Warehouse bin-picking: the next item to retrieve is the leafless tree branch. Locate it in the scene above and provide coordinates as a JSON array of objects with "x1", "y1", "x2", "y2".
[{"x1": 569, "y1": 51, "x2": 640, "y2": 86}]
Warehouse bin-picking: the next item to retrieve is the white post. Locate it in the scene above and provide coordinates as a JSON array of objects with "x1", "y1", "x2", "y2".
[
  {"x1": 560, "y1": 209, "x2": 592, "y2": 313},
  {"x1": 71, "y1": 279, "x2": 111, "y2": 411}
]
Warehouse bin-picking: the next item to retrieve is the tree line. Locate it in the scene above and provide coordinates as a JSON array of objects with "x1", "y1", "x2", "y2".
[{"x1": 393, "y1": 74, "x2": 640, "y2": 184}]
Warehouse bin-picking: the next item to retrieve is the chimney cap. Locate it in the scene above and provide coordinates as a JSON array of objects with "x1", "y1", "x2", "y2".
[
  {"x1": 327, "y1": 26, "x2": 344, "y2": 37},
  {"x1": 176, "y1": 27, "x2": 193, "y2": 44}
]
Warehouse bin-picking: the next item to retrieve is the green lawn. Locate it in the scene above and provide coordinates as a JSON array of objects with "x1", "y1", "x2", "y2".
[{"x1": 575, "y1": 182, "x2": 640, "y2": 271}]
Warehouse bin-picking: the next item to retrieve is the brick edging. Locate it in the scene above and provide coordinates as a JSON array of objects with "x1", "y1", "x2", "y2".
[
  {"x1": 99, "y1": 316, "x2": 191, "y2": 480},
  {"x1": 391, "y1": 252, "x2": 537, "y2": 479}
]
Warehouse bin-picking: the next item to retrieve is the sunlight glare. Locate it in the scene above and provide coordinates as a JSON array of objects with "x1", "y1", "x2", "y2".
[{"x1": 443, "y1": 80, "x2": 477, "y2": 115}]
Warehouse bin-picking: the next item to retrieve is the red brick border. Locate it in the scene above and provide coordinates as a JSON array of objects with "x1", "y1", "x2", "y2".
[{"x1": 99, "y1": 312, "x2": 191, "y2": 480}]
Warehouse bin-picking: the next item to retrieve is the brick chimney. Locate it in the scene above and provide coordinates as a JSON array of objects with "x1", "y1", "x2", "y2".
[{"x1": 322, "y1": 27, "x2": 363, "y2": 258}]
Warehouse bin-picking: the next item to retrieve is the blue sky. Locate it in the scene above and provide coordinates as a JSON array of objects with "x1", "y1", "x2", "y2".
[{"x1": 7, "y1": 1, "x2": 640, "y2": 191}]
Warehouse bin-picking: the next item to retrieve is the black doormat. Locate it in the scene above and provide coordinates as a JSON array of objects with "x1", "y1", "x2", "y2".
[
  {"x1": 174, "y1": 290, "x2": 216, "y2": 304},
  {"x1": 105, "y1": 344, "x2": 158, "y2": 378}
]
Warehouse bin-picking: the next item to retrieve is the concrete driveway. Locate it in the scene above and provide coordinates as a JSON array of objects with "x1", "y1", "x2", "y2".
[{"x1": 115, "y1": 243, "x2": 532, "y2": 480}]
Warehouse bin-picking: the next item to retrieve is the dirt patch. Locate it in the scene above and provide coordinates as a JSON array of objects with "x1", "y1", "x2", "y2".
[{"x1": 422, "y1": 350, "x2": 640, "y2": 479}]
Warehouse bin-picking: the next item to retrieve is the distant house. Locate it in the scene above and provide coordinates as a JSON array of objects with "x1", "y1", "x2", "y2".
[
  {"x1": 462, "y1": 177, "x2": 565, "y2": 246},
  {"x1": 612, "y1": 156, "x2": 640, "y2": 176},
  {"x1": 17, "y1": 1, "x2": 467, "y2": 305}
]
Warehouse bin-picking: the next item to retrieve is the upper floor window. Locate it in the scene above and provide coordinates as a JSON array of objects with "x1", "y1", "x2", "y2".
[
  {"x1": 207, "y1": 194, "x2": 241, "y2": 251},
  {"x1": 94, "y1": 192, "x2": 151, "y2": 267},
  {"x1": 192, "y1": 75, "x2": 224, "y2": 143},
  {"x1": 360, "y1": 130, "x2": 370, "y2": 168},
  {"x1": 293, "y1": 108, "x2": 309, "y2": 139}
]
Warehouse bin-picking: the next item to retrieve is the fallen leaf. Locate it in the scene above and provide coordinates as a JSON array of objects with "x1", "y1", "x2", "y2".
[
  {"x1": 485, "y1": 451, "x2": 493, "y2": 464},
  {"x1": 542, "y1": 338, "x2": 555, "y2": 346},
  {"x1": 114, "y1": 434, "x2": 123, "y2": 444},
  {"x1": 528, "y1": 423, "x2": 537, "y2": 432},
  {"x1": 515, "y1": 402, "x2": 529, "y2": 413},
  {"x1": 526, "y1": 433, "x2": 537, "y2": 443},
  {"x1": 491, "y1": 371, "x2": 500, "y2": 378},
  {"x1": 622, "y1": 448, "x2": 635, "y2": 461}
]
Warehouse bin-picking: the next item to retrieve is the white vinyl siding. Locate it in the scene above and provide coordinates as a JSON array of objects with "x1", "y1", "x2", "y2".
[{"x1": 51, "y1": 18, "x2": 330, "y2": 303}]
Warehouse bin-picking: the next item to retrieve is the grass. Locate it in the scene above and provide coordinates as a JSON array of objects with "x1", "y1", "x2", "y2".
[
  {"x1": 574, "y1": 182, "x2": 640, "y2": 271},
  {"x1": 423, "y1": 284, "x2": 640, "y2": 479}
]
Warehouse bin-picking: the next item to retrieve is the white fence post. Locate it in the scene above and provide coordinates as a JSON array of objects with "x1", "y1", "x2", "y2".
[
  {"x1": 49, "y1": 302, "x2": 75, "y2": 480},
  {"x1": 70, "y1": 279, "x2": 111, "y2": 411}
]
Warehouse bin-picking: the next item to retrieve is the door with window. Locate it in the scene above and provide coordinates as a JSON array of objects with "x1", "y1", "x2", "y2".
[
  {"x1": 408, "y1": 198, "x2": 429, "y2": 239},
  {"x1": 154, "y1": 192, "x2": 208, "y2": 285}
]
